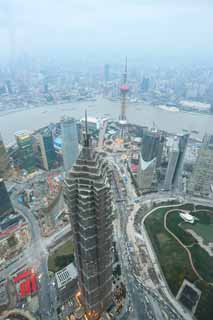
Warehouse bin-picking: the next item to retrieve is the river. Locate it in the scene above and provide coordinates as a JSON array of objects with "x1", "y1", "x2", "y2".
[{"x1": 0, "y1": 96, "x2": 212, "y2": 144}]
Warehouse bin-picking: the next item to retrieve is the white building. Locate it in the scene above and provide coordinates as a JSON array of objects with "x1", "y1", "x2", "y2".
[
  {"x1": 179, "y1": 212, "x2": 195, "y2": 224},
  {"x1": 80, "y1": 116, "x2": 100, "y2": 131}
]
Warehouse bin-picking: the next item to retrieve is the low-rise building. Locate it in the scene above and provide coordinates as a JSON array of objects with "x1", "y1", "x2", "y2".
[{"x1": 55, "y1": 263, "x2": 78, "y2": 304}]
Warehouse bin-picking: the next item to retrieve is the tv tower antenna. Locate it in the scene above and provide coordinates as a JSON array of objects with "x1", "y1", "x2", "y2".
[
  {"x1": 119, "y1": 57, "x2": 128, "y2": 122},
  {"x1": 119, "y1": 57, "x2": 129, "y2": 138}
]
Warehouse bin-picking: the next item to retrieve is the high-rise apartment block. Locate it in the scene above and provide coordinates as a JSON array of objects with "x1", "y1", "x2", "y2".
[
  {"x1": 64, "y1": 130, "x2": 113, "y2": 319},
  {"x1": 0, "y1": 134, "x2": 10, "y2": 178},
  {"x1": 61, "y1": 117, "x2": 79, "y2": 173},
  {"x1": 15, "y1": 131, "x2": 35, "y2": 172},
  {"x1": 188, "y1": 134, "x2": 213, "y2": 197}
]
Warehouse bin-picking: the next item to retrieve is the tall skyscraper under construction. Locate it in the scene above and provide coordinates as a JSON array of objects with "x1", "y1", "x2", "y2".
[
  {"x1": 61, "y1": 117, "x2": 79, "y2": 173},
  {"x1": 64, "y1": 115, "x2": 113, "y2": 319},
  {"x1": 188, "y1": 134, "x2": 213, "y2": 197},
  {"x1": 0, "y1": 134, "x2": 10, "y2": 178}
]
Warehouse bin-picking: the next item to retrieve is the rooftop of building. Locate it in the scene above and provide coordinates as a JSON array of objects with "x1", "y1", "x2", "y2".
[
  {"x1": 80, "y1": 116, "x2": 99, "y2": 124},
  {"x1": 179, "y1": 212, "x2": 195, "y2": 224},
  {"x1": 15, "y1": 131, "x2": 31, "y2": 139},
  {"x1": 139, "y1": 154, "x2": 156, "y2": 171},
  {"x1": 55, "y1": 263, "x2": 78, "y2": 289}
]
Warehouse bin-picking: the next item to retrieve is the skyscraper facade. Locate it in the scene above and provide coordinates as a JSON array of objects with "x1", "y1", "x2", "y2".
[
  {"x1": 15, "y1": 131, "x2": 35, "y2": 172},
  {"x1": 36, "y1": 128, "x2": 56, "y2": 171},
  {"x1": 172, "y1": 134, "x2": 189, "y2": 190},
  {"x1": 188, "y1": 134, "x2": 213, "y2": 197},
  {"x1": 137, "y1": 154, "x2": 156, "y2": 193},
  {"x1": 164, "y1": 134, "x2": 189, "y2": 191},
  {"x1": 104, "y1": 64, "x2": 110, "y2": 82},
  {"x1": 0, "y1": 134, "x2": 10, "y2": 178},
  {"x1": 64, "y1": 133, "x2": 113, "y2": 318},
  {"x1": 164, "y1": 141, "x2": 180, "y2": 191},
  {"x1": 0, "y1": 178, "x2": 14, "y2": 217},
  {"x1": 61, "y1": 117, "x2": 79, "y2": 173},
  {"x1": 141, "y1": 130, "x2": 164, "y2": 167},
  {"x1": 141, "y1": 77, "x2": 150, "y2": 93}
]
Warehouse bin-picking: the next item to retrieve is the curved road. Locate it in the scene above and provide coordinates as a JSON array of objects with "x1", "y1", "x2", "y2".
[{"x1": 10, "y1": 188, "x2": 57, "y2": 320}]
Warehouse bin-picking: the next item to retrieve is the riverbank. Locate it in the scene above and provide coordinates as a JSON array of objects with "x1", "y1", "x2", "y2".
[{"x1": 1, "y1": 96, "x2": 212, "y2": 144}]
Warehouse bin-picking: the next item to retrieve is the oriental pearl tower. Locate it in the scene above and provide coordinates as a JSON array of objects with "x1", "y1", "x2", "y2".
[{"x1": 119, "y1": 57, "x2": 129, "y2": 137}]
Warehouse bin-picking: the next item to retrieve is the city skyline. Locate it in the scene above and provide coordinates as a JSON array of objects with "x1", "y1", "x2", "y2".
[
  {"x1": 0, "y1": 1, "x2": 213, "y2": 65},
  {"x1": 1, "y1": 1, "x2": 213, "y2": 319}
]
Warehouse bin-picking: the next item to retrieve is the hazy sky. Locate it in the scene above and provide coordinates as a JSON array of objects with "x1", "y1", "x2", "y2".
[{"x1": 0, "y1": 0, "x2": 213, "y2": 64}]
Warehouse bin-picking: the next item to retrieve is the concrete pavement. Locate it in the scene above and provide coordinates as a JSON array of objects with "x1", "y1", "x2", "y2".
[{"x1": 9, "y1": 189, "x2": 57, "y2": 320}]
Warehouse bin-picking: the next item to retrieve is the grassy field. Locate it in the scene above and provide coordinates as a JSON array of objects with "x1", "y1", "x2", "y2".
[
  {"x1": 165, "y1": 209, "x2": 213, "y2": 282},
  {"x1": 48, "y1": 240, "x2": 75, "y2": 272},
  {"x1": 190, "y1": 245, "x2": 213, "y2": 283},
  {"x1": 166, "y1": 210, "x2": 196, "y2": 246},
  {"x1": 145, "y1": 206, "x2": 197, "y2": 295},
  {"x1": 145, "y1": 203, "x2": 213, "y2": 320},
  {"x1": 183, "y1": 223, "x2": 213, "y2": 244}
]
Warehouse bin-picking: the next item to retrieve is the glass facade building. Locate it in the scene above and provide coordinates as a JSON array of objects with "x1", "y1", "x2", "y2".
[
  {"x1": 0, "y1": 133, "x2": 10, "y2": 178},
  {"x1": 15, "y1": 131, "x2": 35, "y2": 172},
  {"x1": 61, "y1": 117, "x2": 79, "y2": 173},
  {"x1": 37, "y1": 128, "x2": 56, "y2": 171},
  {"x1": 0, "y1": 178, "x2": 14, "y2": 217}
]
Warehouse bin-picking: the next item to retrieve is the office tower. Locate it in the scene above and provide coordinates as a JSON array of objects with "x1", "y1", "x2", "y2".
[
  {"x1": 164, "y1": 141, "x2": 179, "y2": 191},
  {"x1": 64, "y1": 120, "x2": 113, "y2": 319},
  {"x1": 164, "y1": 134, "x2": 188, "y2": 191},
  {"x1": 141, "y1": 77, "x2": 150, "y2": 93},
  {"x1": 137, "y1": 154, "x2": 156, "y2": 193},
  {"x1": 0, "y1": 178, "x2": 14, "y2": 217},
  {"x1": 15, "y1": 131, "x2": 36, "y2": 172},
  {"x1": 141, "y1": 130, "x2": 164, "y2": 167},
  {"x1": 172, "y1": 134, "x2": 189, "y2": 190},
  {"x1": 5, "y1": 80, "x2": 13, "y2": 95},
  {"x1": 0, "y1": 134, "x2": 10, "y2": 178},
  {"x1": 44, "y1": 78, "x2": 49, "y2": 94},
  {"x1": 210, "y1": 102, "x2": 213, "y2": 114},
  {"x1": 36, "y1": 128, "x2": 56, "y2": 171},
  {"x1": 61, "y1": 117, "x2": 79, "y2": 173},
  {"x1": 104, "y1": 64, "x2": 110, "y2": 82},
  {"x1": 188, "y1": 134, "x2": 213, "y2": 197}
]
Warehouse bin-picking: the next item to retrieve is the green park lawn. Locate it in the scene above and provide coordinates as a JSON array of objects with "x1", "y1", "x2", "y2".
[
  {"x1": 144, "y1": 203, "x2": 213, "y2": 320},
  {"x1": 48, "y1": 240, "x2": 74, "y2": 272},
  {"x1": 182, "y1": 223, "x2": 213, "y2": 245}
]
